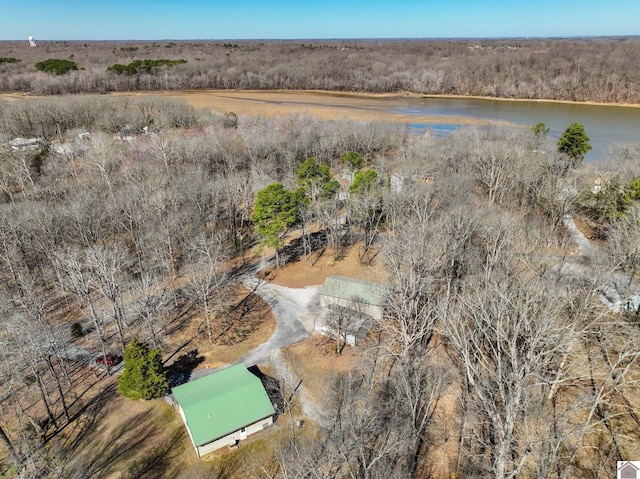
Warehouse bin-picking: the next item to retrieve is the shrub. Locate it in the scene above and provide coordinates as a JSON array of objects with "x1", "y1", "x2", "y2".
[
  {"x1": 70, "y1": 322, "x2": 84, "y2": 338},
  {"x1": 222, "y1": 111, "x2": 238, "y2": 129},
  {"x1": 23, "y1": 421, "x2": 37, "y2": 437},
  {"x1": 340, "y1": 151, "x2": 364, "y2": 171},
  {"x1": 0, "y1": 57, "x2": 20, "y2": 64},
  {"x1": 106, "y1": 59, "x2": 187, "y2": 75},
  {"x1": 532, "y1": 122, "x2": 550, "y2": 137},
  {"x1": 34, "y1": 59, "x2": 78, "y2": 75}
]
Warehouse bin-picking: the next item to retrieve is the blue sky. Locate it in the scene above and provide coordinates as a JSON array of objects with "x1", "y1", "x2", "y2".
[{"x1": 1, "y1": 0, "x2": 639, "y2": 40}]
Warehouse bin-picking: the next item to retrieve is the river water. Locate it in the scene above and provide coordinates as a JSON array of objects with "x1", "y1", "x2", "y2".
[
  {"x1": 393, "y1": 97, "x2": 640, "y2": 162},
  {"x1": 3, "y1": 91, "x2": 639, "y2": 162}
]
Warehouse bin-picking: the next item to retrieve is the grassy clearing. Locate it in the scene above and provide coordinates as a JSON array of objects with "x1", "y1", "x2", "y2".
[
  {"x1": 54, "y1": 382, "x2": 194, "y2": 479},
  {"x1": 265, "y1": 243, "x2": 385, "y2": 289},
  {"x1": 282, "y1": 336, "x2": 356, "y2": 406}
]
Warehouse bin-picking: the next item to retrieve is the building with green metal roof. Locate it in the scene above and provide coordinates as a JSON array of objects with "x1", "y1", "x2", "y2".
[{"x1": 171, "y1": 364, "x2": 275, "y2": 457}]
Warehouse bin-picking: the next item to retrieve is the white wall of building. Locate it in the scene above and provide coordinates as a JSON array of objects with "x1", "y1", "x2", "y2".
[{"x1": 196, "y1": 416, "x2": 274, "y2": 457}]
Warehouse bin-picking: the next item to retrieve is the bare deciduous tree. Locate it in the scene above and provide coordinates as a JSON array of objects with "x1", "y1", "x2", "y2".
[
  {"x1": 184, "y1": 232, "x2": 230, "y2": 342},
  {"x1": 442, "y1": 273, "x2": 580, "y2": 479},
  {"x1": 86, "y1": 245, "x2": 131, "y2": 352}
]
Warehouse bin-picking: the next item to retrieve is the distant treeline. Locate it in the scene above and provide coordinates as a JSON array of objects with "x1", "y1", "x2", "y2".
[
  {"x1": 0, "y1": 38, "x2": 640, "y2": 102},
  {"x1": 106, "y1": 59, "x2": 187, "y2": 75}
]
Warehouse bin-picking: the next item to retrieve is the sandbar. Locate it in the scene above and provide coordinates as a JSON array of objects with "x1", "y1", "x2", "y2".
[
  {"x1": 127, "y1": 89, "x2": 492, "y2": 125},
  {"x1": 4, "y1": 89, "x2": 638, "y2": 126}
]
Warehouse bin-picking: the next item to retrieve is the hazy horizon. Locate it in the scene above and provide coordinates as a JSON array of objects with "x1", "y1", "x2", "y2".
[
  {"x1": 2, "y1": 35, "x2": 639, "y2": 43},
  {"x1": 2, "y1": 0, "x2": 639, "y2": 41}
]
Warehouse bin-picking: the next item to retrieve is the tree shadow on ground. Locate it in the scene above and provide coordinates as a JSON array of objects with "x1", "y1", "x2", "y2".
[
  {"x1": 51, "y1": 384, "x2": 169, "y2": 478},
  {"x1": 167, "y1": 349, "x2": 205, "y2": 388},
  {"x1": 45, "y1": 381, "x2": 118, "y2": 445},
  {"x1": 210, "y1": 289, "x2": 270, "y2": 346},
  {"x1": 279, "y1": 230, "x2": 327, "y2": 265},
  {"x1": 247, "y1": 365, "x2": 284, "y2": 419},
  {"x1": 162, "y1": 293, "x2": 201, "y2": 337},
  {"x1": 67, "y1": 407, "x2": 159, "y2": 478},
  {"x1": 123, "y1": 427, "x2": 186, "y2": 479}
]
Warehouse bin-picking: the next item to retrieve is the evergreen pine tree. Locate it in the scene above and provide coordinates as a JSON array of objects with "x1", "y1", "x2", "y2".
[{"x1": 118, "y1": 338, "x2": 168, "y2": 400}]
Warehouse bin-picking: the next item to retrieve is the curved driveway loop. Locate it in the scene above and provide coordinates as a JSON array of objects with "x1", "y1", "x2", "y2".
[{"x1": 240, "y1": 277, "x2": 319, "y2": 366}]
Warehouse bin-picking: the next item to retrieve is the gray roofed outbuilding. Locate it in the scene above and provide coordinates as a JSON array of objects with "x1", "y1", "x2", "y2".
[{"x1": 316, "y1": 275, "x2": 385, "y2": 345}]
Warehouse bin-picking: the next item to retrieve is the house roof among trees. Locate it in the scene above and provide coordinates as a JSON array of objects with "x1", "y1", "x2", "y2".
[
  {"x1": 320, "y1": 275, "x2": 385, "y2": 306},
  {"x1": 171, "y1": 364, "x2": 274, "y2": 446}
]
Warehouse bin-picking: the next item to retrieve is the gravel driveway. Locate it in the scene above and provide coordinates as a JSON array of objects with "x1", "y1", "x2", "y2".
[{"x1": 239, "y1": 276, "x2": 319, "y2": 366}]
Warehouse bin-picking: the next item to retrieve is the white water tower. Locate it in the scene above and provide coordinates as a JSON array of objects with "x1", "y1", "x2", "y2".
[{"x1": 28, "y1": 36, "x2": 36, "y2": 47}]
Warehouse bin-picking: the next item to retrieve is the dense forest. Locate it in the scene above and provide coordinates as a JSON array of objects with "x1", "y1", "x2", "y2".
[
  {"x1": 0, "y1": 94, "x2": 640, "y2": 478},
  {"x1": 1, "y1": 38, "x2": 640, "y2": 102},
  {"x1": 0, "y1": 83, "x2": 640, "y2": 478}
]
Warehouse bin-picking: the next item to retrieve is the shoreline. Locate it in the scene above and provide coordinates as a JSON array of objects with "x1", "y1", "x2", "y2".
[
  {"x1": 419, "y1": 93, "x2": 640, "y2": 109},
  {"x1": 159, "y1": 89, "x2": 640, "y2": 109},
  {"x1": 2, "y1": 88, "x2": 635, "y2": 160},
  {"x1": 2, "y1": 89, "x2": 639, "y2": 134},
  {"x1": 3, "y1": 89, "x2": 640, "y2": 109},
  {"x1": 117, "y1": 89, "x2": 496, "y2": 125}
]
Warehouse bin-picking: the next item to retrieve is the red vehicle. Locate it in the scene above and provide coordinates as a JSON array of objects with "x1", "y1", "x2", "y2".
[{"x1": 96, "y1": 354, "x2": 122, "y2": 367}]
